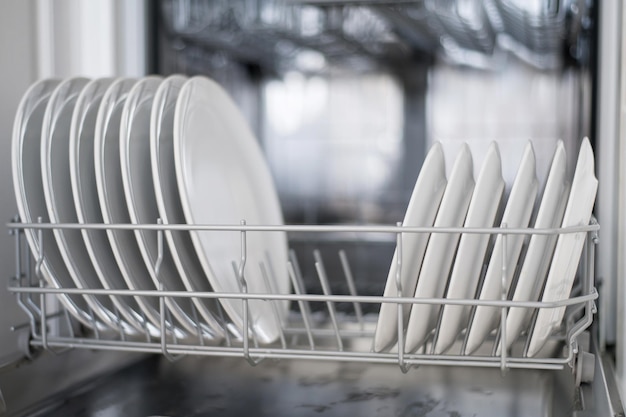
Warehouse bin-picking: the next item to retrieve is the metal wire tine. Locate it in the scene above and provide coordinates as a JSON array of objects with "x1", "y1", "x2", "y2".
[
  {"x1": 155, "y1": 218, "x2": 183, "y2": 360},
  {"x1": 113, "y1": 304, "x2": 126, "y2": 342},
  {"x1": 262, "y1": 249, "x2": 289, "y2": 346},
  {"x1": 154, "y1": 219, "x2": 165, "y2": 282},
  {"x1": 522, "y1": 307, "x2": 540, "y2": 358},
  {"x1": 35, "y1": 217, "x2": 45, "y2": 288},
  {"x1": 40, "y1": 279, "x2": 48, "y2": 351},
  {"x1": 139, "y1": 308, "x2": 151, "y2": 342},
  {"x1": 288, "y1": 249, "x2": 306, "y2": 290},
  {"x1": 260, "y1": 261, "x2": 287, "y2": 349},
  {"x1": 190, "y1": 301, "x2": 205, "y2": 346},
  {"x1": 237, "y1": 220, "x2": 263, "y2": 366},
  {"x1": 500, "y1": 224, "x2": 508, "y2": 375},
  {"x1": 430, "y1": 302, "x2": 447, "y2": 356},
  {"x1": 214, "y1": 298, "x2": 233, "y2": 347},
  {"x1": 231, "y1": 260, "x2": 259, "y2": 349},
  {"x1": 313, "y1": 249, "x2": 343, "y2": 352},
  {"x1": 393, "y1": 222, "x2": 409, "y2": 372},
  {"x1": 565, "y1": 232, "x2": 597, "y2": 353},
  {"x1": 13, "y1": 218, "x2": 38, "y2": 336},
  {"x1": 35, "y1": 217, "x2": 52, "y2": 350},
  {"x1": 63, "y1": 308, "x2": 75, "y2": 339},
  {"x1": 159, "y1": 281, "x2": 181, "y2": 362},
  {"x1": 25, "y1": 241, "x2": 40, "y2": 315},
  {"x1": 287, "y1": 261, "x2": 315, "y2": 350},
  {"x1": 238, "y1": 226, "x2": 249, "y2": 357},
  {"x1": 338, "y1": 250, "x2": 364, "y2": 330},
  {"x1": 165, "y1": 306, "x2": 179, "y2": 345},
  {"x1": 461, "y1": 301, "x2": 479, "y2": 356},
  {"x1": 88, "y1": 304, "x2": 100, "y2": 340},
  {"x1": 288, "y1": 249, "x2": 314, "y2": 325}
]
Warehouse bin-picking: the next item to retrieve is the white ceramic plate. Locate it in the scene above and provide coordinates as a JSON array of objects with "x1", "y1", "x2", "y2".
[
  {"x1": 404, "y1": 144, "x2": 474, "y2": 353},
  {"x1": 465, "y1": 141, "x2": 538, "y2": 354},
  {"x1": 12, "y1": 79, "x2": 106, "y2": 330},
  {"x1": 433, "y1": 142, "x2": 504, "y2": 354},
  {"x1": 174, "y1": 76, "x2": 290, "y2": 344},
  {"x1": 94, "y1": 78, "x2": 187, "y2": 339},
  {"x1": 120, "y1": 76, "x2": 220, "y2": 341},
  {"x1": 527, "y1": 138, "x2": 597, "y2": 357},
  {"x1": 41, "y1": 77, "x2": 134, "y2": 332},
  {"x1": 70, "y1": 77, "x2": 159, "y2": 337},
  {"x1": 500, "y1": 141, "x2": 569, "y2": 353},
  {"x1": 372, "y1": 142, "x2": 447, "y2": 353},
  {"x1": 150, "y1": 75, "x2": 227, "y2": 339}
]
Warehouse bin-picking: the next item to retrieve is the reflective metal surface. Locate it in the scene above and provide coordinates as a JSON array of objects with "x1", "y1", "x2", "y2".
[{"x1": 15, "y1": 352, "x2": 620, "y2": 417}]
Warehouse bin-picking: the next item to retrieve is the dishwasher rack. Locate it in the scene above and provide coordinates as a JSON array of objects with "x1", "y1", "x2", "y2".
[{"x1": 6, "y1": 219, "x2": 599, "y2": 384}]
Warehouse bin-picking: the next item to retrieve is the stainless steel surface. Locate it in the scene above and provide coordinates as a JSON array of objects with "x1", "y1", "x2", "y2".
[
  {"x1": 9, "y1": 352, "x2": 619, "y2": 417},
  {"x1": 158, "y1": 0, "x2": 590, "y2": 71},
  {"x1": 0, "y1": 349, "x2": 142, "y2": 417}
]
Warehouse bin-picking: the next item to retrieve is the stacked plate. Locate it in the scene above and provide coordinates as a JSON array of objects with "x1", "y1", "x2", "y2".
[
  {"x1": 12, "y1": 75, "x2": 290, "y2": 344},
  {"x1": 373, "y1": 138, "x2": 597, "y2": 357}
]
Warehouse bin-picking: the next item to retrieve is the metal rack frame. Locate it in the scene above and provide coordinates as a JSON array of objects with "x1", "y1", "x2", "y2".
[{"x1": 6, "y1": 219, "x2": 599, "y2": 382}]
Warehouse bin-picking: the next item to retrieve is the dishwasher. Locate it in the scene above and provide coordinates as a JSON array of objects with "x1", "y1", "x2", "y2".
[{"x1": 0, "y1": 0, "x2": 624, "y2": 416}]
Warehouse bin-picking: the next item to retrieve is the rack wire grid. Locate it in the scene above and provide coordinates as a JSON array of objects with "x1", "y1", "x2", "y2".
[{"x1": 6, "y1": 219, "x2": 599, "y2": 377}]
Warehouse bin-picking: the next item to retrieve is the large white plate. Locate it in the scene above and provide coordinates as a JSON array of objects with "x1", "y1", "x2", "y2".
[
  {"x1": 527, "y1": 137, "x2": 597, "y2": 357},
  {"x1": 94, "y1": 78, "x2": 186, "y2": 339},
  {"x1": 12, "y1": 79, "x2": 106, "y2": 330},
  {"x1": 465, "y1": 141, "x2": 538, "y2": 354},
  {"x1": 150, "y1": 74, "x2": 227, "y2": 339},
  {"x1": 404, "y1": 144, "x2": 474, "y2": 353},
  {"x1": 500, "y1": 141, "x2": 569, "y2": 353},
  {"x1": 433, "y1": 142, "x2": 504, "y2": 354},
  {"x1": 174, "y1": 76, "x2": 290, "y2": 344},
  {"x1": 70, "y1": 77, "x2": 159, "y2": 337},
  {"x1": 372, "y1": 142, "x2": 447, "y2": 353},
  {"x1": 120, "y1": 76, "x2": 220, "y2": 341},
  {"x1": 41, "y1": 77, "x2": 134, "y2": 332}
]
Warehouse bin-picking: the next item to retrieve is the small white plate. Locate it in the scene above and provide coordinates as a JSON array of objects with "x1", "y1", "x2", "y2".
[
  {"x1": 121, "y1": 76, "x2": 220, "y2": 341},
  {"x1": 174, "y1": 76, "x2": 290, "y2": 344},
  {"x1": 150, "y1": 74, "x2": 227, "y2": 339},
  {"x1": 434, "y1": 142, "x2": 504, "y2": 354},
  {"x1": 12, "y1": 79, "x2": 108, "y2": 330},
  {"x1": 41, "y1": 77, "x2": 134, "y2": 332},
  {"x1": 404, "y1": 144, "x2": 474, "y2": 353},
  {"x1": 70, "y1": 77, "x2": 159, "y2": 337},
  {"x1": 95, "y1": 78, "x2": 187, "y2": 339},
  {"x1": 500, "y1": 141, "x2": 569, "y2": 353},
  {"x1": 372, "y1": 142, "x2": 447, "y2": 353},
  {"x1": 526, "y1": 138, "x2": 597, "y2": 357},
  {"x1": 465, "y1": 141, "x2": 538, "y2": 354}
]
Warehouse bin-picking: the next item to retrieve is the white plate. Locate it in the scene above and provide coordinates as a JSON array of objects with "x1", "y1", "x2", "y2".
[
  {"x1": 433, "y1": 142, "x2": 504, "y2": 354},
  {"x1": 500, "y1": 141, "x2": 569, "y2": 353},
  {"x1": 120, "y1": 76, "x2": 220, "y2": 341},
  {"x1": 372, "y1": 142, "x2": 447, "y2": 353},
  {"x1": 174, "y1": 76, "x2": 290, "y2": 344},
  {"x1": 465, "y1": 141, "x2": 538, "y2": 354},
  {"x1": 94, "y1": 78, "x2": 186, "y2": 339},
  {"x1": 527, "y1": 138, "x2": 597, "y2": 357},
  {"x1": 41, "y1": 77, "x2": 134, "y2": 332},
  {"x1": 12, "y1": 79, "x2": 105, "y2": 330},
  {"x1": 70, "y1": 77, "x2": 159, "y2": 337},
  {"x1": 151, "y1": 75, "x2": 227, "y2": 339},
  {"x1": 404, "y1": 144, "x2": 474, "y2": 353}
]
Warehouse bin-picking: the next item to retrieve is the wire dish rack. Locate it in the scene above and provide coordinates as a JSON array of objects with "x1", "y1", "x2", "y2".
[{"x1": 6, "y1": 219, "x2": 599, "y2": 384}]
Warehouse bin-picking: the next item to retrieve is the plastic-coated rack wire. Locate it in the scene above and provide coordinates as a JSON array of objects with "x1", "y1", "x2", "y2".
[{"x1": 6, "y1": 219, "x2": 599, "y2": 380}]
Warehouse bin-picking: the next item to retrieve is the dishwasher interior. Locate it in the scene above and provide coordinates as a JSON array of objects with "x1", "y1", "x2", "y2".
[{"x1": 1, "y1": 0, "x2": 625, "y2": 416}]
